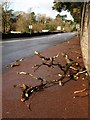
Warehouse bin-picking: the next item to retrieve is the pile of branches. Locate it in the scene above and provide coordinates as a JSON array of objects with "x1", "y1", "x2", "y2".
[{"x1": 17, "y1": 51, "x2": 89, "y2": 104}]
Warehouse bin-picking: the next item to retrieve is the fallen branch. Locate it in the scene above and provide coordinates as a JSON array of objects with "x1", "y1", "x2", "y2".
[
  {"x1": 20, "y1": 80, "x2": 47, "y2": 102},
  {"x1": 6, "y1": 58, "x2": 24, "y2": 68},
  {"x1": 15, "y1": 51, "x2": 89, "y2": 109},
  {"x1": 6, "y1": 63, "x2": 20, "y2": 68},
  {"x1": 33, "y1": 52, "x2": 88, "y2": 85}
]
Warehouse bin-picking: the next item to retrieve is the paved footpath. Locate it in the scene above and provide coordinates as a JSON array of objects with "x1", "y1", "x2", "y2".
[{"x1": 2, "y1": 36, "x2": 89, "y2": 118}]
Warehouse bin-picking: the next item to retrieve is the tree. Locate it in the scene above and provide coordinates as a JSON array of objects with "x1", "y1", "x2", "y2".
[
  {"x1": 9, "y1": 12, "x2": 18, "y2": 31},
  {"x1": 36, "y1": 14, "x2": 47, "y2": 24},
  {"x1": 32, "y1": 22, "x2": 45, "y2": 32},
  {"x1": 53, "y1": 1, "x2": 90, "y2": 76},
  {"x1": 52, "y1": 1, "x2": 83, "y2": 24},
  {"x1": 80, "y1": 2, "x2": 90, "y2": 76},
  {"x1": 30, "y1": 12, "x2": 36, "y2": 23},
  {"x1": 2, "y1": 0, "x2": 13, "y2": 33},
  {"x1": 16, "y1": 14, "x2": 29, "y2": 33},
  {"x1": 46, "y1": 19, "x2": 57, "y2": 31},
  {"x1": 56, "y1": 14, "x2": 67, "y2": 21},
  {"x1": 55, "y1": 15, "x2": 63, "y2": 25}
]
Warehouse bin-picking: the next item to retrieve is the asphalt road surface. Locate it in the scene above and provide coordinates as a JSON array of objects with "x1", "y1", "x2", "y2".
[{"x1": 2, "y1": 32, "x2": 76, "y2": 70}]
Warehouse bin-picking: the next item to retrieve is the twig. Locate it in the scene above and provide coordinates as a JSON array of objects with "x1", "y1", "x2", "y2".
[
  {"x1": 6, "y1": 63, "x2": 20, "y2": 68},
  {"x1": 75, "y1": 70, "x2": 88, "y2": 77},
  {"x1": 74, "y1": 92, "x2": 89, "y2": 98},
  {"x1": 74, "y1": 88, "x2": 88, "y2": 94},
  {"x1": 17, "y1": 72, "x2": 38, "y2": 80}
]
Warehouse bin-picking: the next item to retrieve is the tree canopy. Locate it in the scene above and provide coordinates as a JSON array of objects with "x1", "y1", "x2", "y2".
[
  {"x1": 1, "y1": 1, "x2": 76, "y2": 33},
  {"x1": 2, "y1": 1, "x2": 14, "y2": 32},
  {"x1": 52, "y1": 1, "x2": 84, "y2": 23}
]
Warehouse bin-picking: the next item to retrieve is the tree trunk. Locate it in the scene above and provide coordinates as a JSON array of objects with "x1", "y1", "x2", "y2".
[{"x1": 80, "y1": 2, "x2": 90, "y2": 76}]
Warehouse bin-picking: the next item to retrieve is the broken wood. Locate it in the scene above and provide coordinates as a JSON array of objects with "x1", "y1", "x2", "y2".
[
  {"x1": 6, "y1": 63, "x2": 20, "y2": 68},
  {"x1": 74, "y1": 88, "x2": 88, "y2": 94}
]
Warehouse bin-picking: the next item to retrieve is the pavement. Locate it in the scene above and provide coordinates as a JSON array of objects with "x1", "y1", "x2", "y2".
[{"x1": 2, "y1": 36, "x2": 89, "y2": 119}]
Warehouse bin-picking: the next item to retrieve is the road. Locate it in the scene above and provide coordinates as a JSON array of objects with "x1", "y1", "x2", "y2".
[{"x1": 2, "y1": 32, "x2": 76, "y2": 70}]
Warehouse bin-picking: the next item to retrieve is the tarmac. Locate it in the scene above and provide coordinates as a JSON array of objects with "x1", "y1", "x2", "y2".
[{"x1": 2, "y1": 36, "x2": 89, "y2": 119}]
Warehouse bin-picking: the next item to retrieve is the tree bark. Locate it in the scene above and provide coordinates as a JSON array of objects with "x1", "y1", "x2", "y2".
[{"x1": 80, "y1": 2, "x2": 90, "y2": 76}]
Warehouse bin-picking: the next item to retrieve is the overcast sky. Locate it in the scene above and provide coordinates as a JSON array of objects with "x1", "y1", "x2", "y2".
[{"x1": 4, "y1": 0, "x2": 73, "y2": 20}]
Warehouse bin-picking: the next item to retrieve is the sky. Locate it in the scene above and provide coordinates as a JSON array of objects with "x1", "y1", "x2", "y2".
[{"x1": 3, "y1": 0, "x2": 73, "y2": 20}]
